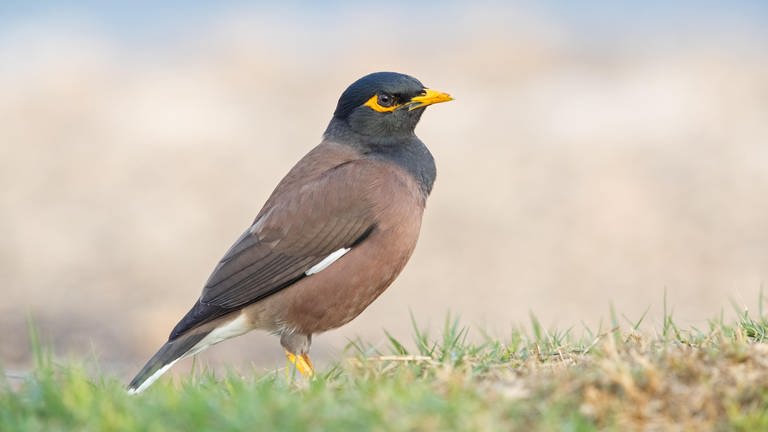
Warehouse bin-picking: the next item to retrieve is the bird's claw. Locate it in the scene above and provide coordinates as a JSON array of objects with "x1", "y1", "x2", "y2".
[{"x1": 285, "y1": 351, "x2": 314, "y2": 377}]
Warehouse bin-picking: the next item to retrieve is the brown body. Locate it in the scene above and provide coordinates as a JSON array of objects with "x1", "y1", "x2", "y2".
[{"x1": 236, "y1": 141, "x2": 426, "y2": 336}]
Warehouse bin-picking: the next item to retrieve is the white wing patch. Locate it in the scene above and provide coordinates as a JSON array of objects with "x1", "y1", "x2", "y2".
[{"x1": 305, "y1": 248, "x2": 351, "y2": 276}]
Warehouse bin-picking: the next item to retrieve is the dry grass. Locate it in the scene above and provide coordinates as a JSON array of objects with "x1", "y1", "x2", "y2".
[
  {"x1": 345, "y1": 310, "x2": 768, "y2": 430},
  {"x1": 512, "y1": 329, "x2": 768, "y2": 430}
]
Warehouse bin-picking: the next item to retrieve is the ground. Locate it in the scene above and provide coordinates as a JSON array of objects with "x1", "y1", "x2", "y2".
[{"x1": 3, "y1": 309, "x2": 768, "y2": 431}]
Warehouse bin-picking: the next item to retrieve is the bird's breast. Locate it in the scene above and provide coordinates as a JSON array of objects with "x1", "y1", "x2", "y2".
[{"x1": 252, "y1": 162, "x2": 428, "y2": 335}]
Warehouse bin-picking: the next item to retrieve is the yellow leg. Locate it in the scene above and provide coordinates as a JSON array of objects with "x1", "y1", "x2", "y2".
[{"x1": 285, "y1": 350, "x2": 314, "y2": 377}]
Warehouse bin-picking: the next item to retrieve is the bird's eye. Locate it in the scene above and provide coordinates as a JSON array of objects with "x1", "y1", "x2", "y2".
[
  {"x1": 363, "y1": 92, "x2": 400, "y2": 112},
  {"x1": 377, "y1": 93, "x2": 394, "y2": 107}
]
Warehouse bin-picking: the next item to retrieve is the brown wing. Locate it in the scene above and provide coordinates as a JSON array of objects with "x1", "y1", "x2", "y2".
[
  {"x1": 200, "y1": 169, "x2": 376, "y2": 308},
  {"x1": 169, "y1": 150, "x2": 379, "y2": 339}
]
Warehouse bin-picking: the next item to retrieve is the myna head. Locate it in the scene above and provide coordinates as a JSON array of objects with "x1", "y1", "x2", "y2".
[{"x1": 331, "y1": 72, "x2": 453, "y2": 139}]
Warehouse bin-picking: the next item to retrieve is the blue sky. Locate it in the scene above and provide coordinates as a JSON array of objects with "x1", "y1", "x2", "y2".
[{"x1": 2, "y1": 1, "x2": 766, "y2": 44}]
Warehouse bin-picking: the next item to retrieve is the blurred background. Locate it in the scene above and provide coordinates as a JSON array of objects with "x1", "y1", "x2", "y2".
[{"x1": 1, "y1": 1, "x2": 767, "y2": 379}]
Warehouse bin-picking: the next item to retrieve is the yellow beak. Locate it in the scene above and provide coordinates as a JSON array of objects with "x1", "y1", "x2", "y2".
[{"x1": 407, "y1": 88, "x2": 454, "y2": 111}]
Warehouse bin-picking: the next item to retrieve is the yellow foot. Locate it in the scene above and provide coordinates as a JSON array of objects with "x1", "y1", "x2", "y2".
[{"x1": 285, "y1": 351, "x2": 314, "y2": 377}]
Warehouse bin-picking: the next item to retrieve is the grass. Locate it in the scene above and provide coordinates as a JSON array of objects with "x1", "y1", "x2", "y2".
[{"x1": 3, "y1": 309, "x2": 768, "y2": 431}]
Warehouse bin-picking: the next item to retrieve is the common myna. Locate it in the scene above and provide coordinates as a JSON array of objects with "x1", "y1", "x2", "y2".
[{"x1": 127, "y1": 71, "x2": 452, "y2": 393}]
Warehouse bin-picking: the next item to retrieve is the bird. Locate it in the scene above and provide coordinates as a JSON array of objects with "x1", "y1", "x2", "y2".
[{"x1": 127, "y1": 71, "x2": 452, "y2": 394}]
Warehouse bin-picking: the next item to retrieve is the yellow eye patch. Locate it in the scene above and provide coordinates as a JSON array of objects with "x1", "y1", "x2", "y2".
[
  {"x1": 363, "y1": 89, "x2": 453, "y2": 113},
  {"x1": 363, "y1": 94, "x2": 401, "y2": 112}
]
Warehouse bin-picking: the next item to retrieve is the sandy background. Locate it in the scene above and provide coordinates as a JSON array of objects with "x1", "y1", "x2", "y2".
[{"x1": 1, "y1": 2, "x2": 767, "y2": 379}]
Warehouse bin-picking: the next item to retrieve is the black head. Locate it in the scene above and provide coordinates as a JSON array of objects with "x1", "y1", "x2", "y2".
[{"x1": 330, "y1": 72, "x2": 452, "y2": 139}]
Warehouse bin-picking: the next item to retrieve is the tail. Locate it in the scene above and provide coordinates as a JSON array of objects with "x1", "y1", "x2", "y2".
[{"x1": 127, "y1": 331, "x2": 209, "y2": 394}]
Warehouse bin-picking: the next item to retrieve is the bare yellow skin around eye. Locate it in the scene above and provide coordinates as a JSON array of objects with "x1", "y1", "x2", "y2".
[
  {"x1": 363, "y1": 89, "x2": 454, "y2": 113},
  {"x1": 363, "y1": 94, "x2": 400, "y2": 112}
]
